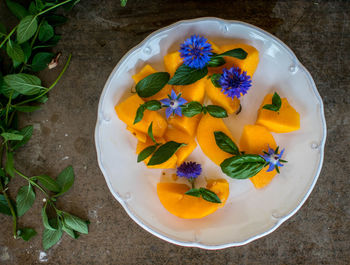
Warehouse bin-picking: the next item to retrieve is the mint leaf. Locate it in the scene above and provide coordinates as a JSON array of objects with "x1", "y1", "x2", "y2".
[
  {"x1": 208, "y1": 54, "x2": 226, "y2": 67},
  {"x1": 43, "y1": 224, "x2": 62, "y2": 250},
  {"x1": 185, "y1": 188, "x2": 201, "y2": 197},
  {"x1": 63, "y1": 213, "x2": 89, "y2": 234},
  {"x1": 214, "y1": 131, "x2": 240, "y2": 155},
  {"x1": 4, "y1": 74, "x2": 43, "y2": 95},
  {"x1": 31, "y1": 52, "x2": 54, "y2": 72},
  {"x1": 62, "y1": 223, "x2": 79, "y2": 239},
  {"x1": 144, "y1": 100, "x2": 161, "y2": 111},
  {"x1": 6, "y1": 40, "x2": 25, "y2": 63},
  {"x1": 36, "y1": 175, "x2": 60, "y2": 192},
  {"x1": 16, "y1": 185, "x2": 36, "y2": 217},
  {"x1": 21, "y1": 42, "x2": 32, "y2": 63},
  {"x1": 6, "y1": 0, "x2": 29, "y2": 20},
  {"x1": 136, "y1": 72, "x2": 170, "y2": 98},
  {"x1": 206, "y1": 105, "x2": 228, "y2": 118},
  {"x1": 219, "y1": 48, "x2": 247, "y2": 60},
  {"x1": 55, "y1": 166, "x2": 74, "y2": 196},
  {"x1": 211, "y1": 73, "x2": 221, "y2": 88},
  {"x1": 133, "y1": 105, "x2": 145, "y2": 124},
  {"x1": 17, "y1": 15, "x2": 38, "y2": 44},
  {"x1": 147, "y1": 122, "x2": 156, "y2": 143},
  {"x1": 181, "y1": 101, "x2": 203, "y2": 117},
  {"x1": 1, "y1": 132, "x2": 24, "y2": 141},
  {"x1": 147, "y1": 141, "x2": 185, "y2": 166},
  {"x1": 137, "y1": 145, "x2": 157, "y2": 162},
  {"x1": 42, "y1": 204, "x2": 56, "y2": 231},
  {"x1": 18, "y1": 228, "x2": 37, "y2": 241},
  {"x1": 168, "y1": 64, "x2": 208, "y2": 85},
  {"x1": 38, "y1": 20, "x2": 54, "y2": 42},
  {"x1": 12, "y1": 125, "x2": 33, "y2": 150},
  {"x1": 220, "y1": 154, "x2": 265, "y2": 179},
  {"x1": 199, "y1": 188, "x2": 221, "y2": 203},
  {"x1": 262, "y1": 92, "x2": 282, "y2": 112},
  {"x1": 0, "y1": 194, "x2": 12, "y2": 216}
]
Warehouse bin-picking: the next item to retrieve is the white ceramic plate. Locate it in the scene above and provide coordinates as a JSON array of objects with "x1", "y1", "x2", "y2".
[{"x1": 95, "y1": 18, "x2": 326, "y2": 249}]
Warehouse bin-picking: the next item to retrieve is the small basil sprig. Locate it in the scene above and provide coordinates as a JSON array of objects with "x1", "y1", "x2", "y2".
[
  {"x1": 185, "y1": 187, "x2": 221, "y2": 203},
  {"x1": 137, "y1": 122, "x2": 159, "y2": 162},
  {"x1": 135, "y1": 72, "x2": 170, "y2": 98},
  {"x1": 262, "y1": 92, "x2": 282, "y2": 112},
  {"x1": 133, "y1": 100, "x2": 161, "y2": 124},
  {"x1": 214, "y1": 131, "x2": 240, "y2": 155},
  {"x1": 181, "y1": 101, "x2": 228, "y2": 118},
  {"x1": 220, "y1": 155, "x2": 266, "y2": 179},
  {"x1": 207, "y1": 53, "x2": 226, "y2": 68}
]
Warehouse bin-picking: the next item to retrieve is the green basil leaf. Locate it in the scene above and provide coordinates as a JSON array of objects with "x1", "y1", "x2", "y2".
[
  {"x1": 168, "y1": 64, "x2": 208, "y2": 86},
  {"x1": 17, "y1": 15, "x2": 38, "y2": 44},
  {"x1": 13, "y1": 105, "x2": 41, "y2": 112},
  {"x1": 136, "y1": 72, "x2": 170, "y2": 98},
  {"x1": 5, "y1": 151, "x2": 14, "y2": 177},
  {"x1": 148, "y1": 141, "x2": 185, "y2": 166},
  {"x1": 147, "y1": 122, "x2": 156, "y2": 143},
  {"x1": 4, "y1": 73, "x2": 43, "y2": 95},
  {"x1": 16, "y1": 185, "x2": 35, "y2": 217},
  {"x1": 206, "y1": 105, "x2": 228, "y2": 118},
  {"x1": 214, "y1": 131, "x2": 240, "y2": 155},
  {"x1": 12, "y1": 125, "x2": 33, "y2": 150},
  {"x1": 272, "y1": 92, "x2": 282, "y2": 110},
  {"x1": 120, "y1": 0, "x2": 128, "y2": 7},
  {"x1": 220, "y1": 154, "x2": 265, "y2": 179},
  {"x1": 42, "y1": 204, "x2": 56, "y2": 231},
  {"x1": 199, "y1": 188, "x2": 221, "y2": 203},
  {"x1": 55, "y1": 166, "x2": 74, "y2": 196},
  {"x1": 18, "y1": 228, "x2": 37, "y2": 241},
  {"x1": 137, "y1": 145, "x2": 157, "y2": 162},
  {"x1": 262, "y1": 104, "x2": 279, "y2": 111},
  {"x1": 38, "y1": 20, "x2": 54, "y2": 42},
  {"x1": 219, "y1": 48, "x2": 247, "y2": 60},
  {"x1": 28, "y1": 2, "x2": 38, "y2": 15},
  {"x1": 63, "y1": 213, "x2": 88, "y2": 234},
  {"x1": 36, "y1": 175, "x2": 60, "y2": 192},
  {"x1": 21, "y1": 42, "x2": 32, "y2": 63},
  {"x1": 1, "y1": 132, "x2": 24, "y2": 141},
  {"x1": 211, "y1": 73, "x2": 222, "y2": 88},
  {"x1": 144, "y1": 100, "x2": 161, "y2": 111},
  {"x1": 0, "y1": 194, "x2": 12, "y2": 216},
  {"x1": 42, "y1": 224, "x2": 62, "y2": 250},
  {"x1": 6, "y1": 0, "x2": 29, "y2": 20},
  {"x1": 6, "y1": 40, "x2": 25, "y2": 63},
  {"x1": 35, "y1": 0, "x2": 45, "y2": 11},
  {"x1": 46, "y1": 15, "x2": 68, "y2": 26},
  {"x1": 31, "y1": 52, "x2": 54, "y2": 72},
  {"x1": 208, "y1": 55, "x2": 226, "y2": 67},
  {"x1": 133, "y1": 105, "x2": 145, "y2": 124},
  {"x1": 62, "y1": 223, "x2": 79, "y2": 239},
  {"x1": 185, "y1": 188, "x2": 201, "y2": 197},
  {"x1": 181, "y1": 101, "x2": 203, "y2": 117}
]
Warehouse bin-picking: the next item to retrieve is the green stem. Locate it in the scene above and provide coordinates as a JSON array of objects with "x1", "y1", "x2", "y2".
[
  {"x1": 5, "y1": 92, "x2": 13, "y2": 126},
  {"x1": 14, "y1": 169, "x2": 50, "y2": 198},
  {"x1": 15, "y1": 54, "x2": 72, "y2": 106},
  {"x1": 30, "y1": 19, "x2": 44, "y2": 49},
  {"x1": 0, "y1": 26, "x2": 17, "y2": 49},
  {"x1": 37, "y1": 0, "x2": 74, "y2": 17}
]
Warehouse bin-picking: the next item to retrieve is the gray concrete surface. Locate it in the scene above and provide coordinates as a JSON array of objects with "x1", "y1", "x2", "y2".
[{"x1": 0, "y1": 0, "x2": 349, "y2": 264}]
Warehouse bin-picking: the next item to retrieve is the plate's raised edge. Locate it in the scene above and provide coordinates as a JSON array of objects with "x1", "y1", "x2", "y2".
[{"x1": 94, "y1": 17, "x2": 327, "y2": 250}]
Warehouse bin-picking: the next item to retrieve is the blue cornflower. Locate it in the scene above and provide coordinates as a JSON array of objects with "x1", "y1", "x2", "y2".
[
  {"x1": 260, "y1": 146, "x2": 287, "y2": 173},
  {"x1": 219, "y1": 67, "x2": 252, "y2": 99},
  {"x1": 160, "y1": 90, "x2": 187, "y2": 119},
  {"x1": 176, "y1": 161, "x2": 202, "y2": 180},
  {"x1": 179, "y1": 35, "x2": 212, "y2": 69}
]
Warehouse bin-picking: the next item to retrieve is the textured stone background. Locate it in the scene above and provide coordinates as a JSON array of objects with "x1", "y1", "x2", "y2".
[{"x1": 0, "y1": 0, "x2": 349, "y2": 264}]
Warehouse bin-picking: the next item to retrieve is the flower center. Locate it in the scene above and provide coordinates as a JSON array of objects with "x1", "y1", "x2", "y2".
[{"x1": 170, "y1": 100, "x2": 178, "y2": 109}]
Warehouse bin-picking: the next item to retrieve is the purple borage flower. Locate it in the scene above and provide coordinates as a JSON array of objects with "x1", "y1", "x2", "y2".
[
  {"x1": 219, "y1": 67, "x2": 252, "y2": 99},
  {"x1": 179, "y1": 35, "x2": 213, "y2": 69},
  {"x1": 260, "y1": 146, "x2": 286, "y2": 173},
  {"x1": 176, "y1": 161, "x2": 202, "y2": 180},
  {"x1": 160, "y1": 90, "x2": 187, "y2": 119}
]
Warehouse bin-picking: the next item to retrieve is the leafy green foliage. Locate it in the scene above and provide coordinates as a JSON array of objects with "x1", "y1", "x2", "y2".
[
  {"x1": 262, "y1": 92, "x2": 282, "y2": 112},
  {"x1": 6, "y1": 0, "x2": 29, "y2": 20},
  {"x1": 38, "y1": 20, "x2": 54, "y2": 42},
  {"x1": 214, "y1": 131, "x2": 240, "y2": 155},
  {"x1": 185, "y1": 188, "x2": 221, "y2": 203},
  {"x1": 135, "y1": 72, "x2": 170, "y2": 98},
  {"x1": 205, "y1": 105, "x2": 228, "y2": 118},
  {"x1": 55, "y1": 166, "x2": 75, "y2": 195},
  {"x1": 137, "y1": 145, "x2": 157, "y2": 162},
  {"x1": 16, "y1": 185, "x2": 36, "y2": 216},
  {"x1": 220, "y1": 155, "x2": 266, "y2": 179},
  {"x1": 181, "y1": 101, "x2": 203, "y2": 117},
  {"x1": 17, "y1": 15, "x2": 38, "y2": 43},
  {"x1": 133, "y1": 100, "x2": 161, "y2": 124},
  {"x1": 148, "y1": 141, "x2": 185, "y2": 166},
  {"x1": 18, "y1": 228, "x2": 37, "y2": 241},
  {"x1": 168, "y1": 64, "x2": 208, "y2": 85},
  {"x1": 31, "y1": 52, "x2": 54, "y2": 71}
]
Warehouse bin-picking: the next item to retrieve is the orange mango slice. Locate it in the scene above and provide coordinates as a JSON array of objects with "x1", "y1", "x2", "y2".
[
  {"x1": 157, "y1": 179, "x2": 229, "y2": 219},
  {"x1": 115, "y1": 94, "x2": 167, "y2": 138},
  {"x1": 169, "y1": 114, "x2": 201, "y2": 137},
  {"x1": 132, "y1": 64, "x2": 172, "y2": 101},
  {"x1": 164, "y1": 127, "x2": 197, "y2": 166},
  {"x1": 256, "y1": 93, "x2": 300, "y2": 133},
  {"x1": 204, "y1": 77, "x2": 241, "y2": 114},
  {"x1": 126, "y1": 126, "x2": 147, "y2": 143},
  {"x1": 197, "y1": 114, "x2": 236, "y2": 165},
  {"x1": 239, "y1": 124, "x2": 277, "y2": 189},
  {"x1": 173, "y1": 77, "x2": 206, "y2": 104},
  {"x1": 136, "y1": 137, "x2": 177, "y2": 169},
  {"x1": 163, "y1": 51, "x2": 182, "y2": 78}
]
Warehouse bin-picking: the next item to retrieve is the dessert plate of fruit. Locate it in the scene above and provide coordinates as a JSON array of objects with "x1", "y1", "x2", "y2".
[{"x1": 95, "y1": 18, "x2": 326, "y2": 249}]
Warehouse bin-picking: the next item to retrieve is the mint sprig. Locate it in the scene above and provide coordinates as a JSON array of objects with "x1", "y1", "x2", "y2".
[
  {"x1": 185, "y1": 187, "x2": 221, "y2": 203},
  {"x1": 133, "y1": 100, "x2": 161, "y2": 124},
  {"x1": 262, "y1": 92, "x2": 282, "y2": 112},
  {"x1": 135, "y1": 72, "x2": 170, "y2": 98}
]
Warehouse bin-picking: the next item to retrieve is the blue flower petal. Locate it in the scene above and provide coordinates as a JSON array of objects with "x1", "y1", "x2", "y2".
[
  {"x1": 179, "y1": 35, "x2": 212, "y2": 69},
  {"x1": 267, "y1": 163, "x2": 275, "y2": 172},
  {"x1": 165, "y1": 107, "x2": 173, "y2": 119},
  {"x1": 174, "y1": 107, "x2": 182, "y2": 117},
  {"x1": 160, "y1": 98, "x2": 171, "y2": 106},
  {"x1": 177, "y1": 97, "x2": 187, "y2": 106},
  {"x1": 170, "y1": 89, "x2": 177, "y2": 100}
]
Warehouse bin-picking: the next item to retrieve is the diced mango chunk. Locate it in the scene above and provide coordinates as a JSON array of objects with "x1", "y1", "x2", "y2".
[
  {"x1": 173, "y1": 77, "x2": 206, "y2": 104},
  {"x1": 126, "y1": 126, "x2": 147, "y2": 143},
  {"x1": 115, "y1": 94, "x2": 167, "y2": 138},
  {"x1": 164, "y1": 127, "x2": 197, "y2": 166},
  {"x1": 256, "y1": 94, "x2": 300, "y2": 133},
  {"x1": 136, "y1": 137, "x2": 177, "y2": 169},
  {"x1": 239, "y1": 124, "x2": 277, "y2": 189},
  {"x1": 220, "y1": 43, "x2": 259, "y2": 77},
  {"x1": 169, "y1": 114, "x2": 201, "y2": 137},
  {"x1": 204, "y1": 77, "x2": 240, "y2": 114},
  {"x1": 197, "y1": 114, "x2": 236, "y2": 165},
  {"x1": 157, "y1": 179, "x2": 229, "y2": 219},
  {"x1": 208, "y1": 40, "x2": 222, "y2": 54},
  {"x1": 132, "y1": 64, "x2": 172, "y2": 101},
  {"x1": 164, "y1": 51, "x2": 182, "y2": 77}
]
